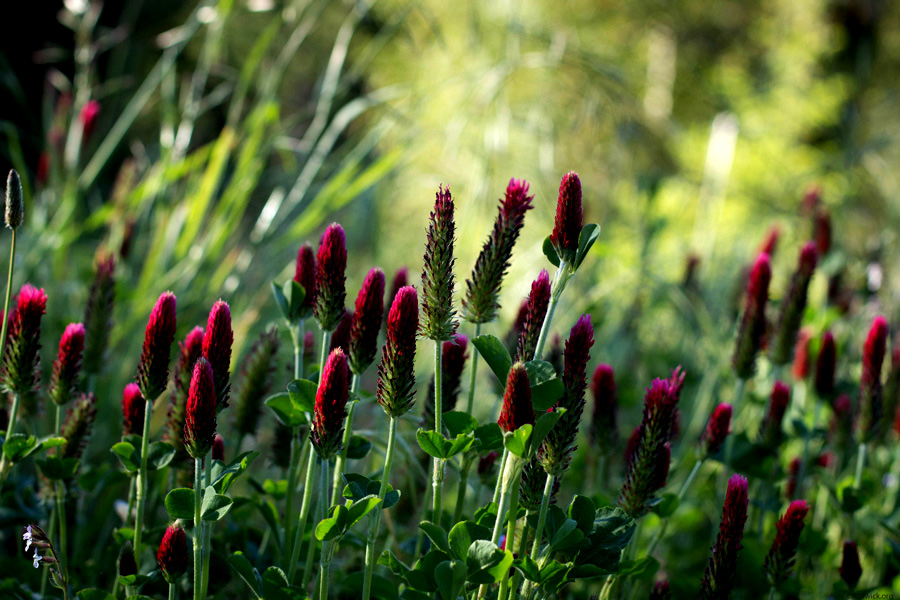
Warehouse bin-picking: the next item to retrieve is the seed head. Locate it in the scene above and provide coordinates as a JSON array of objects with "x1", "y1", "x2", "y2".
[
  {"x1": 5, "y1": 170, "x2": 24, "y2": 229},
  {"x1": 157, "y1": 523, "x2": 188, "y2": 584},
  {"x1": 184, "y1": 357, "x2": 217, "y2": 459},
  {"x1": 702, "y1": 403, "x2": 732, "y2": 457},
  {"x1": 839, "y1": 540, "x2": 862, "y2": 589},
  {"x1": 859, "y1": 315, "x2": 888, "y2": 440},
  {"x1": 293, "y1": 242, "x2": 317, "y2": 319},
  {"x1": 202, "y1": 300, "x2": 233, "y2": 412},
  {"x1": 498, "y1": 363, "x2": 534, "y2": 433},
  {"x1": 733, "y1": 253, "x2": 771, "y2": 379},
  {"x1": 0, "y1": 284, "x2": 48, "y2": 397},
  {"x1": 764, "y1": 500, "x2": 809, "y2": 585},
  {"x1": 550, "y1": 172, "x2": 582, "y2": 263},
  {"x1": 122, "y1": 383, "x2": 145, "y2": 437},
  {"x1": 514, "y1": 270, "x2": 552, "y2": 362},
  {"x1": 771, "y1": 243, "x2": 817, "y2": 366},
  {"x1": 82, "y1": 253, "x2": 115, "y2": 376},
  {"x1": 814, "y1": 331, "x2": 837, "y2": 398},
  {"x1": 314, "y1": 223, "x2": 348, "y2": 332},
  {"x1": 312, "y1": 349, "x2": 351, "y2": 460},
  {"x1": 376, "y1": 286, "x2": 419, "y2": 418},
  {"x1": 349, "y1": 267, "x2": 385, "y2": 374},
  {"x1": 700, "y1": 474, "x2": 749, "y2": 600},
  {"x1": 48, "y1": 323, "x2": 85, "y2": 407},
  {"x1": 136, "y1": 292, "x2": 177, "y2": 401},
  {"x1": 233, "y1": 327, "x2": 280, "y2": 439}
]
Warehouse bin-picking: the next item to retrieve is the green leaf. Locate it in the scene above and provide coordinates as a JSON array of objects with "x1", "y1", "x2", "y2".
[
  {"x1": 465, "y1": 540, "x2": 514, "y2": 584},
  {"x1": 3, "y1": 433, "x2": 37, "y2": 463},
  {"x1": 542, "y1": 235, "x2": 561, "y2": 267},
  {"x1": 346, "y1": 435, "x2": 372, "y2": 460},
  {"x1": 448, "y1": 520, "x2": 492, "y2": 561},
  {"x1": 573, "y1": 223, "x2": 601, "y2": 270},
  {"x1": 263, "y1": 478, "x2": 288, "y2": 499},
  {"x1": 471, "y1": 335, "x2": 512, "y2": 384},
  {"x1": 503, "y1": 425, "x2": 532, "y2": 459},
  {"x1": 146, "y1": 441, "x2": 176, "y2": 470},
  {"x1": 257, "y1": 500, "x2": 282, "y2": 552},
  {"x1": 445, "y1": 433, "x2": 475, "y2": 458},
  {"x1": 474, "y1": 423, "x2": 503, "y2": 452},
  {"x1": 344, "y1": 572, "x2": 399, "y2": 600},
  {"x1": 443, "y1": 411, "x2": 478, "y2": 437},
  {"x1": 265, "y1": 393, "x2": 305, "y2": 427},
  {"x1": 840, "y1": 486, "x2": 864, "y2": 514},
  {"x1": 271, "y1": 281, "x2": 290, "y2": 322},
  {"x1": 529, "y1": 410, "x2": 563, "y2": 457},
  {"x1": 418, "y1": 521, "x2": 452, "y2": 555},
  {"x1": 111, "y1": 442, "x2": 140, "y2": 473},
  {"x1": 76, "y1": 590, "x2": 116, "y2": 600},
  {"x1": 284, "y1": 280, "x2": 307, "y2": 322},
  {"x1": 416, "y1": 429, "x2": 447, "y2": 459},
  {"x1": 36, "y1": 456, "x2": 80, "y2": 480},
  {"x1": 530, "y1": 378, "x2": 564, "y2": 412},
  {"x1": 618, "y1": 556, "x2": 659, "y2": 580},
  {"x1": 201, "y1": 486, "x2": 233, "y2": 521},
  {"x1": 165, "y1": 488, "x2": 196, "y2": 520},
  {"x1": 227, "y1": 551, "x2": 262, "y2": 598},
  {"x1": 261, "y1": 566, "x2": 307, "y2": 600},
  {"x1": 342, "y1": 473, "x2": 373, "y2": 500},
  {"x1": 650, "y1": 493, "x2": 679, "y2": 518},
  {"x1": 411, "y1": 549, "x2": 451, "y2": 591},
  {"x1": 117, "y1": 575, "x2": 151, "y2": 588},
  {"x1": 434, "y1": 560, "x2": 467, "y2": 600},
  {"x1": 316, "y1": 505, "x2": 349, "y2": 541},
  {"x1": 513, "y1": 555, "x2": 542, "y2": 582},
  {"x1": 287, "y1": 378, "x2": 318, "y2": 413},
  {"x1": 378, "y1": 550, "x2": 412, "y2": 580},
  {"x1": 347, "y1": 495, "x2": 382, "y2": 527},
  {"x1": 567, "y1": 495, "x2": 596, "y2": 533},
  {"x1": 211, "y1": 451, "x2": 259, "y2": 494}
]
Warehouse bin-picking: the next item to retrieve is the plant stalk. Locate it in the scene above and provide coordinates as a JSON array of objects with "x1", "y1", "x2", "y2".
[
  {"x1": 362, "y1": 415, "x2": 397, "y2": 600},
  {"x1": 0, "y1": 229, "x2": 19, "y2": 485},
  {"x1": 529, "y1": 473, "x2": 556, "y2": 560},
  {"x1": 283, "y1": 321, "x2": 306, "y2": 563},
  {"x1": 497, "y1": 471, "x2": 523, "y2": 600},
  {"x1": 647, "y1": 457, "x2": 704, "y2": 555},
  {"x1": 133, "y1": 396, "x2": 153, "y2": 571},
  {"x1": 55, "y1": 481, "x2": 68, "y2": 587},
  {"x1": 465, "y1": 323, "x2": 482, "y2": 415},
  {"x1": 433, "y1": 339, "x2": 444, "y2": 526},
  {"x1": 854, "y1": 442, "x2": 867, "y2": 489},
  {"x1": 193, "y1": 457, "x2": 204, "y2": 600},
  {"x1": 331, "y1": 373, "x2": 361, "y2": 503},
  {"x1": 169, "y1": 583, "x2": 176, "y2": 600},
  {"x1": 533, "y1": 261, "x2": 568, "y2": 361},
  {"x1": 288, "y1": 446, "x2": 318, "y2": 583},
  {"x1": 453, "y1": 455, "x2": 474, "y2": 525},
  {"x1": 200, "y1": 459, "x2": 213, "y2": 598}
]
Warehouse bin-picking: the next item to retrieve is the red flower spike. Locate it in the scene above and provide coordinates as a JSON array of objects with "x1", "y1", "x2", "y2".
[
  {"x1": 376, "y1": 286, "x2": 419, "y2": 418},
  {"x1": 814, "y1": 207, "x2": 831, "y2": 256},
  {"x1": 0, "y1": 284, "x2": 48, "y2": 398},
  {"x1": 122, "y1": 383, "x2": 145, "y2": 437},
  {"x1": 293, "y1": 242, "x2": 317, "y2": 318},
  {"x1": 700, "y1": 474, "x2": 749, "y2": 600},
  {"x1": 802, "y1": 186, "x2": 821, "y2": 213},
  {"x1": 233, "y1": 327, "x2": 280, "y2": 440},
  {"x1": 733, "y1": 253, "x2": 771, "y2": 379},
  {"x1": 314, "y1": 223, "x2": 348, "y2": 332},
  {"x1": 328, "y1": 310, "x2": 353, "y2": 354},
  {"x1": 590, "y1": 363, "x2": 618, "y2": 453},
  {"x1": 702, "y1": 403, "x2": 732, "y2": 457},
  {"x1": 498, "y1": 363, "x2": 534, "y2": 433},
  {"x1": 303, "y1": 330, "x2": 315, "y2": 358},
  {"x1": 167, "y1": 327, "x2": 204, "y2": 461},
  {"x1": 514, "y1": 270, "x2": 552, "y2": 362},
  {"x1": 771, "y1": 243, "x2": 818, "y2": 366},
  {"x1": 136, "y1": 292, "x2": 177, "y2": 401},
  {"x1": 202, "y1": 300, "x2": 233, "y2": 412},
  {"x1": 831, "y1": 394, "x2": 854, "y2": 446},
  {"x1": 157, "y1": 522, "x2": 188, "y2": 584},
  {"x1": 759, "y1": 381, "x2": 791, "y2": 448},
  {"x1": 758, "y1": 226, "x2": 780, "y2": 257},
  {"x1": 184, "y1": 357, "x2": 217, "y2": 459},
  {"x1": 60, "y1": 392, "x2": 97, "y2": 463},
  {"x1": 384, "y1": 267, "x2": 408, "y2": 325},
  {"x1": 421, "y1": 185, "x2": 458, "y2": 341},
  {"x1": 79, "y1": 99, "x2": 101, "y2": 139},
  {"x1": 212, "y1": 434, "x2": 225, "y2": 461},
  {"x1": 840, "y1": 540, "x2": 862, "y2": 589},
  {"x1": 791, "y1": 328, "x2": 812, "y2": 380},
  {"x1": 785, "y1": 457, "x2": 801, "y2": 500},
  {"x1": 49, "y1": 323, "x2": 85, "y2": 407},
  {"x1": 550, "y1": 172, "x2": 583, "y2": 263},
  {"x1": 349, "y1": 267, "x2": 385, "y2": 374},
  {"x1": 764, "y1": 500, "x2": 809, "y2": 585},
  {"x1": 651, "y1": 442, "x2": 671, "y2": 490},
  {"x1": 311, "y1": 349, "x2": 351, "y2": 460},
  {"x1": 650, "y1": 579, "x2": 671, "y2": 600},
  {"x1": 624, "y1": 425, "x2": 641, "y2": 467},
  {"x1": 814, "y1": 331, "x2": 837, "y2": 399},
  {"x1": 82, "y1": 253, "x2": 116, "y2": 376},
  {"x1": 859, "y1": 316, "x2": 889, "y2": 439}
]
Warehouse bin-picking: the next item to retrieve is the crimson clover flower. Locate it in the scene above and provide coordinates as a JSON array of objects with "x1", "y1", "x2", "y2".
[
  {"x1": 421, "y1": 185, "x2": 458, "y2": 341},
  {"x1": 384, "y1": 267, "x2": 408, "y2": 326},
  {"x1": 701, "y1": 403, "x2": 732, "y2": 457},
  {"x1": 157, "y1": 522, "x2": 188, "y2": 583},
  {"x1": 349, "y1": 268, "x2": 385, "y2": 374},
  {"x1": 859, "y1": 316, "x2": 888, "y2": 440},
  {"x1": 314, "y1": 223, "x2": 348, "y2": 332},
  {"x1": 758, "y1": 226, "x2": 780, "y2": 257},
  {"x1": 212, "y1": 434, "x2": 225, "y2": 461},
  {"x1": 0, "y1": 284, "x2": 48, "y2": 397},
  {"x1": 839, "y1": 540, "x2": 862, "y2": 589},
  {"x1": 759, "y1": 381, "x2": 791, "y2": 448},
  {"x1": 700, "y1": 474, "x2": 749, "y2": 600},
  {"x1": 183, "y1": 357, "x2": 217, "y2": 459},
  {"x1": 233, "y1": 327, "x2": 280, "y2": 440},
  {"x1": 514, "y1": 270, "x2": 552, "y2": 362},
  {"x1": 764, "y1": 500, "x2": 809, "y2": 585},
  {"x1": 202, "y1": 300, "x2": 233, "y2": 412},
  {"x1": 293, "y1": 242, "x2": 317, "y2": 319},
  {"x1": 376, "y1": 286, "x2": 419, "y2": 418},
  {"x1": 814, "y1": 331, "x2": 837, "y2": 399},
  {"x1": 814, "y1": 207, "x2": 831, "y2": 256},
  {"x1": 550, "y1": 172, "x2": 582, "y2": 263},
  {"x1": 311, "y1": 349, "x2": 351, "y2": 460},
  {"x1": 589, "y1": 364, "x2": 617, "y2": 454},
  {"x1": 82, "y1": 253, "x2": 115, "y2": 376},
  {"x1": 791, "y1": 328, "x2": 812, "y2": 380},
  {"x1": 167, "y1": 326, "x2": 204, "y2": 460},
  {"x1": 122, "y1": 383, "x2": 145, "y2": 437},
  {"x1": 60, "y1": 393, "x2": 97, "y2": 465},
  {"x1": 136, "y1": 292, "x2": 177, "y2": 401},
  {"x1": 498, "y1": 363, "x2": 534, "y2": 433},
  {"x1": 771, "y1": 242, "x2": 817, "y2": 366},
  {"x1": 48, "y1": 323, "x2": 85, "y2": 407},
  {"x1": 733, "y1": 252, "x2": 771, "y2": 379}
]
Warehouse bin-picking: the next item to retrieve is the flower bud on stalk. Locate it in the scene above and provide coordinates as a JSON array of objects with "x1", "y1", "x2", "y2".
[
  {"x1": 514, "y1": 270, "x2": 551, "y2": 362},
  {"x1": 212, "y1": 434, "x2": 225, "y2": 461},
  {"x1": 233, "y1": 327, "x2": 280, "y2": 441},
  {"x1": 840, "y1": 540, "x2": 862, "y2": 589},
  {"x1": 118, "y1": 542, "x2": 137, "y2": 578},
  {"x1": 157, "y1": 522, "x2": 189, "y2": 584},
  {"x1": 758, "y1": 226, "x2": 780, "y2": 258},
  {"x1": 137, "y1": 292, "x2": 177, "y2": 401},
  {"x1": 293, "y1": 243, "x2": 317, "y2": 317},
  {"x1": 48, "y1": 323, "x2": 85, "y2": 407},
  {"x1": 79, "y1": 99, "x2": 101, "y2": 140},
  {"x1": 376, "y1": 286, "x2": 419, "y2": 418},
  {"x1": 814, "y1": 331, "x2": 837, "y2": 399},
  {"x1": 859, "y1": 316, "x2": 888, "y2": 440},
  {"x1": 5, "y1": 170, "x2": 24, "y2": 229},
  {"x1": 791, "y1": 328, "x2": 812, "y2": 380},
  {"x1": 423, "y1": 334, "x2": 469, "y2": 424},
  {"x1": 328, "y1": 310, "x2": 352, "y2": 353},
  {"x1": 550, "y1": 172, "x2": 582, "y2": 263},
  {"x1": 349, "y1": 268, "x2": 385, "y2": 374},
  {"x1": 384, "y1": 268, "x2": 408, "y2": 326},
  {"x1": 498, "y1": 363, "x2": 535, "y2": 433},
  {"x1": 814, "y1": 207, "x2": 831, "y2": 256},
  {"x1": 82, "y1": 253, "x2": 115, "y2": 376},
  {"x1": 311, "y1": 349, "x2": 351, "y2": 460},
  {"x1": 462, "y1": 179, "x2": 534, "y2": 324},
  {"x1": 167, "y1": 327, "x2": 204, "y2": 459},
  {"x1": 699, "y1": 474, "x2": 749, "y2": 600},
  {"x1": 60, "y1": 392, "x2": 97, "y2": 463},
  {"x1": 771, "y1": 243, "x2": 817, "y2": 366},
  {"x1": 202, "y1": 300, "x2": 233, "y2": 412},
  {"x1": 0, "y1": 284, "x2": 48, "y2": 398},
  {"x1": 421, "y1": 186, "x2": 458, "y2": 341},
  {"x1": 758, "y1": 382, "x2": 791, "y2": 448},
  {"x1": 701, "y1": 403, "x2": 732, "y2": 457},
  {"x1": 122, "y1": 383, "x2": 145, "y2": 437},
  {"x1": 183, "y1": 357, "x2": 217, "y2": 459},
  {"x1": 764, "y1": 500, "x2": 809, "y2": 585},
  {"x1": 314, "y1": 224, "x2": 347, "y2": 332},
  {"x1": 733, "y1": 253, "x2": 771, "y2": 380},
  {"x1": 590, "y1": 364, "x2": 618, "y2": 453}
]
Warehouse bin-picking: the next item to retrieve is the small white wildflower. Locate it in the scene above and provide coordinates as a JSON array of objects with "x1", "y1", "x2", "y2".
[
  {"x1": 32, "y1": 549, "x2": 42, "y2": 569},
  {"x1": 23, "y1": 525, "x2": 33, "y2": 552}
]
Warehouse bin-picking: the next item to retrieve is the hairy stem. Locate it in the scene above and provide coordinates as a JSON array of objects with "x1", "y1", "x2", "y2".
[
  {"x1": 288, "y1": 447, "x2": 318, "y2": 583},
  {"x1": 497, "y1": 471, "x2": 523, "y2": 600},
  {"x1": 533, "y1": 261, "x2": 568, "y2": 361},
  {"x1": 433, "y1": 339, "x2": 444, "y2": 526},
  {"x1": 464, "y1": 322, "x2": 482, "y2": 415},
  {"x1": 362, "y1": 415, "x2": 397, "y2": 600},
  {"x1": 193, "y1": 457, "x2": 204, "y2": 600},
  {"x1": 133, "y1": 397, "x2": 153, "y2": 570},
  {"x1": 529, "y1": 473, "x2": 556, "y2": 560},
  {"x1": 453, "y1": 456, "x2": 474, "y2": 525},
  {"x1": 283, "y1": 321, "x2": 305, "y2": 563},
  {"x1": 331, "y1": 374, "x2": 360, "y2": 504}
]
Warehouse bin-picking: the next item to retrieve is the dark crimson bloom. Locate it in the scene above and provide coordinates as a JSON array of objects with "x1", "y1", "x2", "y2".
[
  {"x1": 814, "y1": 331, "x2": 837, "y2": 399},
  {"x1": 384, "y1": 267, "x2": 408, "y2": 325},
  {"x1": 791, "y1": 328, "x2": 812, "y2": 380},
  {"x1": 514, "y1": 270, "x2": 552, "y2": 362},
  {"x1": 506, "y1": 299, "x2": 529, "y2": 356},
  {"x1": 539, "y1": 314, "x2": 594, "y2": 476},
  {"x1": 212, "y1": 434, "x2": 225, "y2": 461},
  {"x1": 118, "y1": 542, "x2": 137, "y2": 578},
  {"x1": 667, "y1": 366, "x2": 686, "y2": 441},
  {"x1": 376, "y1": 286, "x2": 419, "y2": 418},
  {"x1": 48, "y1": 323, "x2": 85, "y2": 407},
  {"x1": 814, "y1": 207, "x2": 831, "y2": 256},
  {"x1": 546, "y1": 333, "x2": 563, "y2": 376},
  {"x1": 424, "y1": 334, "x2": 470, "y2": 424},
  {"x1": 764, "y1": 500, "x2": 809, "y2": 585},
  {"x1": 167, "y1": 327, "x2": 204, "y2": 458},
  {"x1": 652, "y1": 442, "x2": 672, "y2": 490},
  {"x1": 771, "y1": 243, "x2": 817, "y2": 366},
  {"x1": 700, "y1": 474, "x2": 749, "y2": 600},
  {"x1": 590, "y1": 364, "x2": 617, "y2": 453},
  {"x1": 303, "y1": 330, "x2": 315, "y2": 358},
  {"x1": 421, "y1": 185, "x2": 458, "y2": 341},
  {"x1": 183, "y1": 357, "x2": 217, "y2": 459},
  {"x1": 293, "y1": 242, "x2": 317, "y2": 318},
  {"x1": 79, "y1": 99, "x2": 101, "y2": 139},
  {"x1": 202, "y1": 300, "x2": 233, "y2": 411},
  {"x1": 0, "y1": 284, "x2": 48, "y2": 398},
  {"x1": 619, "y1": 376, "x2": 681, "y2": 516},
  {"x1": 683, "y1": 253, "x2": 701, "y2": 289},
  {"x1": 802, "y1": 186, "x2": 821, "y2": 213},
  {"x1": 859, "y1": 316, "x2": 889, "y2": 440},
  {"x1": 520, "y1": 457, "x2": 559, "y2": 510},
  {"x1": 311, "y1": 349, "x2": 351, "y2": 459},
  {"x1": 758, "y1": 226, "x2": 780, "y2": 257},
  {"x1": 550, "y1": 172, "x2": 582, "y2": 263},
  {"x1": 816, "y1": 450, "x2": 836, "y2": 469},
  {"x1": 831, "y1": 394, "x2": 854, "y2": 446},
  {"x1": 733, "y1": 253, "x2": 771, "y2": 379},
  {"x1": 498, "y1": 363, "x2": 534, "y2": 433},
  {"x1": 122, "y1": 383, "x2": 145, "y2": 437},
  {"x1": 157, "y1": 522, "x2": 189, "y2": 584},
  {"x1": 462, "y1": 178, "x2": 534, "y2": 324},
  {"x1": 82, "y1": 253, "x2": 116, "y2": 376},
  {"x1": 839, "y1": 540, "x2": 862, "y2": 589},
  {"x1": 349, "y1": 267, "x2": 385, "y2": 374},
  {"x1": 136, "y1": 292, "x2": 178, "y2": 401},
  {"x1": 328, "y1": 310, "x2": 353, "y2": 353},
  {"x1": 650, "y1": 579, "x2": 671, "y2": 600},
  {"x1": 702, "y1": 403, "x2": 732, "y2": 457},
  {"x1": 60, "y1": 392, "x2": 97, "y2": 463},
  {"x1": 233, "y1": 327, "x2": 280, "y2": 440},
  {"x1": 759, "y1": 381, "x2": 791, "y2": 448},
  {"x1": 5, "y1": 169, "x2": 24, "y2": 229},
  {"x1": 785, "y1": 457, "x2": 801, "y2": 500},
  {"x1": 314, "y1": 223, "x2": 348, "y2": 332}
]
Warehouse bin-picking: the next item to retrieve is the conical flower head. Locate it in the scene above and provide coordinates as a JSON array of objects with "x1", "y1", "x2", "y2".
[
  {"x1": 840, "y1": 540, "x2": 862, "y2": 589},
  {"x1": 61, "y1": 392, "x2": 97, "y2": 463},
  {"x1": 311, "y1": 349, "x2": 351, "y2": 459},
  {"x1": 514, "y1": 270, "x2": 552, "y2": 362},
  {"x1": 0, "y1": 284, "x2": 48, "y2": 397},
  {"x1": 349, "y1": 267, "x2": 385, "y2": 374},
  {"x1": 550, "y1": 172, "x2": 582, "y2": 263},
  {"x1": 859, "y1": 315, "x2": 888, "y2": 440},
  {"x1": 519, "y1": 456, "x2": 559, "y2": 510},
  {"x1": 814, "y1": 207, "x2": 831, "y2": 256},
  {"x1": 421, "y1": 185, "x2": 458, "y2": 341},
  {"x1": 764, "y1": 500, "x2": 808, "y2": 585},
  {"x1": 700, "y1": 474, "x2": 749, "y2": 600},
  {"x1": 293, "y1": 242, "x2": 317, "y2": 319},
  {"x1": 314, "y1": 223, "x2": 347, "y2": 332},
  {"x1": 122, "y1": 383, "x2": 145, "y2": 437},
  {"x1": 831, "y1": 394, "x2": 854, "y2": 447},
  {"x1": 202, "y1": 300, "x2": 233, "y2": 412},
  {"x1": 759, "y1": 226, "x2": 780, "y2": 257},
  {"x1": 137, "y1": 292, "x2": 177, "y2": 401},
  {"x1": 376, "y1": 286, "x2": 419, "y2": 418},
  {"x1": 184, "y1": 357, "x2": 217, "y2": 459},
  {"x1": 167, "y1": 327, "x2": 204, "y2": 460},
  {"x1": 462, "y1": 178, "x2": 534, "y2": 324},
  {"x1": 733, "y1": 253, "x2": 771, "y2": 379},
  {"x1": 48, "y1": 323, "x2": 85, "y2": 406},
  {"x1": 771, "y1": 242, "x2": 817, "y2": 366},
  {"x1": 702, "y1": 403, "x2": 732, "y2": 457},
  {"x1": 157, "y1": 522, "x2": 188, "y2": 584},
  {"x1": 498, "y1": 363, "x2": 534, "y2": 433},
  {"x1": 791, "y1": 328, "x2": 812, "y2": 380},
  {"x1": 82, "y1": 253, "x2": 115, "y2": 376},
  {"x1": 384, "y1": 267, "x2": 408, "y2": 325},
  {"x1": 212, "y1": 434, "x2": 225, "y2": 461},
  {"x1": 329, "y1": 310, "x2": 352, "y2": 353},
  {"x1": 539, "y1": 314, "x2": 594, "y2": 476},
  {"x1": 233, "y1": 327, "x2": 280, "y2": 439},
  {"x1": 5, "y1": 169, "x2": 24, "y2": 229},
  {"x1": 759, "y1": 381, "x2": 791, "y2": 448},
  {"x1": 814, "y1": 331, "x2": 837, "y2": 398},
  {"x1": 590, "y1": 363, "x2": 617, "y2": 453}
]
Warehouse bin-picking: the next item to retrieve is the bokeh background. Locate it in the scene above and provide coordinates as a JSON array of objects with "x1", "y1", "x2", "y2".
[{"x1": 1, "y1": 0, "x2": 899, "y2": 597}]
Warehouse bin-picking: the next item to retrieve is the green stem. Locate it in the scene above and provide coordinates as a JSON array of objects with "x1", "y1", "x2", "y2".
[
  {"x1": 316, "y1": 459, "x2": 332, "y2": 596},
  {"x1": 284, "y1": 322, "x2": 306, "y2": 563},
  {"x1": 854, "y1": 442, "x2": 867, "y2": 489},
  {"x1": 433, "y1": 339, "x2": 444, "y2": 526},
  {"x1": 465, "y1": 323, "x2": 482, "y2": 415},
  {"x1": 288, "y1": 446, "x2": 317, "y2": 583},
  {"x1": 533, "y1": 261, "x2": 568, "y2": 361},
  {"x1": 319, "y1": 556, "x2": 331, "y2": 600},
  {"x1": 169, "y1": 583, "x2": 176, "y2": 600},
  {"x1": 133, "y1": 397, "x2": 153, "y2": 571},
  {"x1": 768, "y1": 586, "x2": 776, "y2": 600},
  {"x1": 332, "y1": 374, "x2": 361, "y2": 504},
  {"x1": 362, "y1": 415, "x2": 398, "y2": 600},
  {"x1": 453, "y1": 456, "x2": 474, "y2": 525},
  {"x1": 302, "y1": 457, "x2": 327, "y2": 587},
  {"x1": 497, "y1": 470, "x2": 523, "y2": 600},
  {"x1": 492, "y1": 450, "x2": 509, "y2": 504},
  {"x1": 647, "y1": 458, "x2": 704, "y2": 555},
  {"x1": 481, "y1": 457, "x2": 519, "y2": 600},
  {"x1": 55, "y1": 481, "x2": 68, "y2": 585},
  {"x1": 193, "y1": 458, "x2": 204, "y2": 600},
  {"x1": 200, "y1": 459, "x2": 212, "y2": 598},
  {"x1": 506, "y1": 517, "x2": 533, "y2": 600},
  {"x1": 529, "y1": 473, "x2": 556, "y2": 560},
  {"x1": 0, "y1": 230, "x2": 15, "y2": 485}
]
